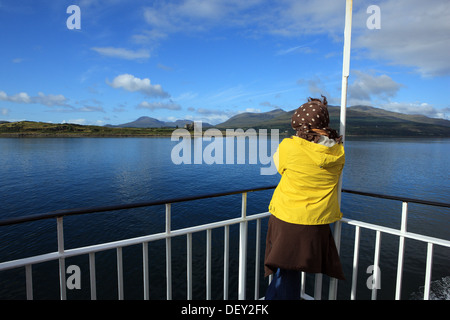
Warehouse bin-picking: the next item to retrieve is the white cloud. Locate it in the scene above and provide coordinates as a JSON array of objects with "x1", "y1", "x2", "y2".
[
  {"x1": 141, "y1": 0, "x2": 344, "y2": 39},
  {"x1": 352, "y1": 0, "x2": 450, "y2": 77},
  {"x1": 260, "y1": 101, "x2": 282, "y2": 109},
  {"x1": 264, "y1": 1, "x2": 345, "y2": 37},
  {"x1": 305, "y1": 78, "x2": 331, "y2": 100},
  {"x1": 1, "y1": 107, "x2": 10, "y2": 116},
  {"x1": 34, "y1": 92, "x2": 70, "y2": 107},
  {"x1": 108, "y1": 74, "x2": 170, "y2": 98},
  {"x1": 0, "y1": 90, "x2": 71, "y2": 107},
  {"x1": 348, "y1": 71, "x2": 403, "y2": 102},
  {"x1": 63, "y1": 118, "x2": 87, "y2": 125},
  {"x1": 276, "y1": 45, "x2": 314, "y2": 56},
  {"x1": 141, "y1": 0, "x2": 269, "y2": 37},
  {"x1": 0, "y1": 90, "x2": 107, "y2": 113},
  {"x1": 238, "y1": 108, "x2": 261, "y2": 113},
  {"x1": 62, "y1": 118, "x2": 107, "y2": 125},
  {"x1": 192, "y1": 106, "x2": 270, "y2": 124},
  {"x1": 270, "y1": 0, "x2": 450, "y2": 76},
  {"x1": 380, "y1": 102, "x2": 449, "y2": 120},
  {"x1": 91, "y1": 47, "x2": 150, "y2": 60},
  {"x1": 77, "y1": 105, "x2": 105, "y2": 113},
  {"x1": 137, "y1": 101, "x2": 181, "y2": 111},
  {"x1": 196, "y1": 108, "x2": 230, "y2": 116},
  {"x1": 185, "y1": 107, "x2": 234, "y2": 124}
]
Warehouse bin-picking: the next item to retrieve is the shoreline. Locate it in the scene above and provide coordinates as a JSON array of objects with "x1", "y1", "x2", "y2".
[{"x1": 0, "y1": 132, "x2": 448, "y2": 139}]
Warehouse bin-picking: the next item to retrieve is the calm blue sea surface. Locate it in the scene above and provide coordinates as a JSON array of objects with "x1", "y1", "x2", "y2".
[{"x1": 0, "y1": 137, "x2": 449, "y2": 300}]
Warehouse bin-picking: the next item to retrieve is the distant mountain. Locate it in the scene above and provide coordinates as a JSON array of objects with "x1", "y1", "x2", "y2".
[
  {"x1": 214, "y1": 105, "x2": 450, "y2": 137},
  {"x1": 216, "y1": 108, "x2": 286, "y2": 129},
  {"x1": 112, "y1": 116, "x2": 166, "y2": 128},
  {"x1": 108, "y1": 116, "x2": 212, "y2": 128}
]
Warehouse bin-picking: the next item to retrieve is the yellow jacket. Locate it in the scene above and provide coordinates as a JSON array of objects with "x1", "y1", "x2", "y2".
[{"x1": 268, "y1": 136, "x2": 345, "y2": 225}]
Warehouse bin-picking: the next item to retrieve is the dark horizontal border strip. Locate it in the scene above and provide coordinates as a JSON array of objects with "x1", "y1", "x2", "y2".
[{"x1": 0, "y1": 186, "x2": 448, "y2": 227}]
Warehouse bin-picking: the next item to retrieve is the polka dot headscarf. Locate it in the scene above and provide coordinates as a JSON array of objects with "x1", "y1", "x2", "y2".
[{"x1": 291, "y1": 96, "x2": 342, "y2": 144}]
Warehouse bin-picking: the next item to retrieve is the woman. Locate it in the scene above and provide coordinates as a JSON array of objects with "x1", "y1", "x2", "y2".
[{"x1": 264, "y1": 96, "x2": 345, "y2": 300}]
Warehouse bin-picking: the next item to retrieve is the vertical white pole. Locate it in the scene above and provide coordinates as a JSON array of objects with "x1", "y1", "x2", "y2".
[
  {"x1": 89, "y1": 252, "x2": 97, "y2": 300},
  {"x1": 350, "y1": 226, "x2": 360, "y2": 300},
  {"x1": 395, "y1": 202, "x2": 408, "y2": 300},
  {"x1": 314, "y1": 274, "x2": 323, "y2": 300},
  {"x1": 424, "y1": 243, "x2": 434, "y2": 300},
  {"x1": 165, "y1": 203, "x2": 172, "y2": 300},
  {"x1": 238, "y1": 193, "x2": 248, "y2": 300},
  {"x1": 223, "y1": 225, "x2": 230, "y2": 300},
  {"x1": 142, "y1": 243, "x2": 149, "y2": 300},
  {"x1": 206, "y1": 229, "x2": 212, "y2": 300},
  {"x1": 254, "y1": 219, "x2": 261, "y2": 300},
  {"x1": 117, "y1": 247, "x2": 124, "y2": 300},
  {"x1": 371, "y1": 231, "x2": 382, "y2": 300},
  {"x1": 57, "y1": 217, "x2": 66, "y2": 300},
  {"x1": 187, "y1": 233, "x2": 193, "y2": 300},
  {"x1": 25, "y1": 265, "x2": 33, "y2": 300},
  {"x1": 339, "y1": 0, "x2": 353, "y2": 144},
  {"x1": 330, "y1": 0, "x2": 353, "y2": 300}
]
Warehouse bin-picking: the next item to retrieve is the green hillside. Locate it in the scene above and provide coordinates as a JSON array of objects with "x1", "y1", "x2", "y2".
[
  {"x1": 216, "y1": 105, "x2": 450, "y2": 137},
  {"x1": 0, "y1": 121, "x2": 174, "y2": 137}
]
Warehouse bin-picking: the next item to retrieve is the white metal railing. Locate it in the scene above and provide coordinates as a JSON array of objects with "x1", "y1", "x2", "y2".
[
  {"x1": 0, "y1": 188, "x2": 273, "y2": 300},
  {"x1": 0, "y1": 187, "x2": 449, "y2": 300},
  {"x1": 338, "y1": 191, "x2": 450, "y2": 300}
]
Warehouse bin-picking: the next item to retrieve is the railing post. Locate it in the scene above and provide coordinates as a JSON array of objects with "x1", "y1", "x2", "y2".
[
  {"x1": 89, "y1": 252, "x2": 97, "y2": 300},
  {"x1": 300, "y1": 272, "x2": 306, "y2": 299},
  {"x1": 238, "y1": 192, "x2": 248, "y2": 300},
  {"x1": 254, "y1": 218, "x2": 261, "y2": 300},
  {"x1": 165, "y1": 203, "x2": 172, "y2": 300},
  {"x1": 314, "y1": 274, "x2": 323, "y2": 300},
  {"x1": 350, "y1": 226, "x2": 361, "y2": 300},
  {"x1": 395, "y1": 202, "x2": 408, "y2": 300},
  {"x1": 57, "y1": 217, "x2": 66, "y2": 300},
  {"x1": 223, "y1": 225, "x2": 230, "y2": 300},
  {"x1": 117, "y1": 247, "x2": 124, "y2": 300},
  {"x1": 25, "y1": 265, "x2": 33, "y2": 300},
  {"x1": 186, "y1": 233, "x2": 193, "y2": 300},
  {"x1": 328, "y1": 220, "x2": 342, "y2": 299},
  {"x1": 206, "y1": 229, "x2": 212, "y2": 300},
  {"x1": 371, "y1": 231, "x2": 382, "y2": 300},
  {"x1": 424, "y1": 243, "x2": 434, "y2": 300},
  {"x1": 142, "y1": 243, "x2": 149, "y2": 300}
]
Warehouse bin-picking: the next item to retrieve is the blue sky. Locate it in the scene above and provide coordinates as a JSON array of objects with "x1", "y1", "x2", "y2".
[{"x1": 0, "y1": 0, "x2": 449, "y2": 126}]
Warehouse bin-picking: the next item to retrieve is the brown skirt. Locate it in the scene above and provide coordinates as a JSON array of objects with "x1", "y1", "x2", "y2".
[{"x1": 264, "y1": 214, "x2": 345, "y2": 280}]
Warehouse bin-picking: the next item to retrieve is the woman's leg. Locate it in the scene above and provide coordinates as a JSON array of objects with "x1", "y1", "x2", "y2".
[{"x1": 265, "y1": 268, "x2": 301, "y2": 300}]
